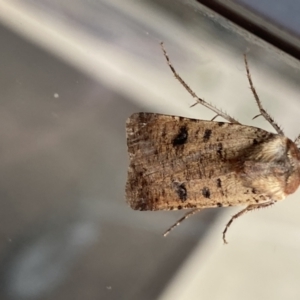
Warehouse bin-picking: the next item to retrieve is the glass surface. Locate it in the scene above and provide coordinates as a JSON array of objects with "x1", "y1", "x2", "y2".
[{"x1": 0, "y1": 1, "x2": 300, "y2": 300}]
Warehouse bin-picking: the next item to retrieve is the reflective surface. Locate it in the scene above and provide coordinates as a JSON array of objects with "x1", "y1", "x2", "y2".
[{"x1": 0, "y1": 1, "x2": 300, "y2": 300}]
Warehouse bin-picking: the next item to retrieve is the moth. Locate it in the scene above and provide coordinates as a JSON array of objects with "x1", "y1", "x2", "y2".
[{"x1": 126, "y1": 43, "x2": 300, "y2": 243}]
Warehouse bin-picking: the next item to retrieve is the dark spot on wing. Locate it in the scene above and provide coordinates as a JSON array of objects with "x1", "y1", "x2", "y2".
[
  {"x1": 218, "y1": 122, "x2": 225, "y2": 126},
  {"x1": 202, "y1": 187, "x2": 210, "y2": 198},
  {"x1": 161, "y1": 126, "x2": 167, "y2": 138},
  {"x1": 173, "y1": 126, "x2": 188, "y2": 146},
  {"x1": 217, "y1": 178, "x2": 222, "y2": 188},
  {"x1": 203, "y1": 129, "x2": 212, "y2": 142},
  {"x1": 173, "y1": 182, "x2": 187, "y2": 202},
  {"x1": 217, "y1": 142, "x2": 223, "y2": 157},
  {"x1": 190, "y1": 118, "x2": 198, "y2": 122},
  {"x1": 217, "y1": 202, "x2": 223, "y2": 207}
]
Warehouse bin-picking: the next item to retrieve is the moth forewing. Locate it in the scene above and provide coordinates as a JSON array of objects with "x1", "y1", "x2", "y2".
[{"x1": 125, "y1": 113, "x2": 300, "y2": 214}]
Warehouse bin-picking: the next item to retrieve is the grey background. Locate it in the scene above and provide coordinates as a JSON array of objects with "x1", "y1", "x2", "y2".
[
  {"x1": 0, "y1": 1, "x2": 300, "y2": 300},
  {"x1": 237, "y1": 0, "x2": 300, "y2": 35}
]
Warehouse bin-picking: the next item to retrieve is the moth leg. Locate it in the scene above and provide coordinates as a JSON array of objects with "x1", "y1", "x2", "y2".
[
  {"x1": 223, "y1": 200, "x2": 274, "y2": 244},
  {"x1": 163, "y1": 208, "x2": 202, "y2": 237},
  {"x1": 244, "y1": 54, "x2": 283, "y2": 135},
  {"x1": 160, "y1": 42, "x2": 240, "y2": 124}
]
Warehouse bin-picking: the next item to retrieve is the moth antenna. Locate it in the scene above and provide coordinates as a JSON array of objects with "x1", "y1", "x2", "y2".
[
  {"x1": 222, "y1": 201, "x2": 274, "y2": 244},
  {"x1": 163, "y1": 208, "x2": 202, "y2": 237},
  {"x1": 244, "y1": 54, "x2": 284, "y2": 135},
  {"x1": 160, "y1": 42, "x2": 239, "y2": 124}
]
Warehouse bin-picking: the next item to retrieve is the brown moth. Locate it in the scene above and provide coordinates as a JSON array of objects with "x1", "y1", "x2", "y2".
[{"x1": 126, "y1": 43, "x2": 300, "y2": 243}]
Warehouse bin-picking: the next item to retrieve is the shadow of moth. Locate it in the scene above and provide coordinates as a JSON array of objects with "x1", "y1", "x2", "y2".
[{"x1": 126, "y1": 43, "x2": 300, "y2": 243}]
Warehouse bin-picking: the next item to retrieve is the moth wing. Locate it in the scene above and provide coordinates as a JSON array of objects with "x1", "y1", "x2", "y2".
[{"x1": 126, "y1": 113, "x2": 277, "y2": 211}]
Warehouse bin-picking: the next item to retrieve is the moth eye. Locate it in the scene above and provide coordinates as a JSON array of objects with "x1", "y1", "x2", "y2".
[{"x1": 172, "y1": 126, "x2": 188, "y2": 146}]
